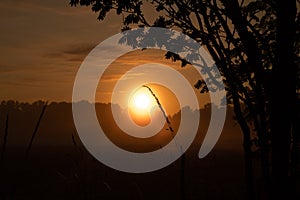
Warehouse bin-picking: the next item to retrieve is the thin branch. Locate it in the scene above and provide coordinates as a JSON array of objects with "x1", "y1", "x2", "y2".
[
  {"x1": 142, "y1": 85, "x2": 174, "y2": 132},
  {"x1": 0, "y1": 114, "x2": 9, "y2": 164},
  {"x1": 25, "y1": 101, "x2": 48, "y2": 160},
  {"x1": 142, "y1": 85, "x2": 180, "y2": 152}
]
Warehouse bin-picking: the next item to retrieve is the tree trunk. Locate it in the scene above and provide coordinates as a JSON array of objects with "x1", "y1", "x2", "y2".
[
  {"x1": 232, "y1": 92, "x2": 255, "y2": 200},
  {"x1": 291, "y1": 97, "x2": 300, "y2": 197},
  {"x1": 271, "y1": 0, "x2": 297, "y2": 199},
  {"x1": 221, "y1": 1, "x2": 270, "y2": 185}
]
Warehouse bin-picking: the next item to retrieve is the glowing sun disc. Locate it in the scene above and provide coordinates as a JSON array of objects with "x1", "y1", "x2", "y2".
[
  {"x1": 129, "y1": 88, "x2": 155, "y2": 112},
  {"x1": 134, "y1": 93, "x2": 150, "y2": 109}
]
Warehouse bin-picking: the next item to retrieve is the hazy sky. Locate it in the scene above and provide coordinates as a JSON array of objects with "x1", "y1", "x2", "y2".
[
  {"x1": 0, "y1": 0, "x2": 124, "y2": 102},
  {"x1": 0, "y1": 0, "x2": 210, "y2": 108}
]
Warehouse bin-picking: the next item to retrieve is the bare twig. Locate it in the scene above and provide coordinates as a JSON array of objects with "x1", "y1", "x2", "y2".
[
  {"x1": 142, "y1": 85, "x2": 181, "y2": 153},
  {"x1": 25, "y1": 101, "x2": 48, "y2": 160},
  {"x1": 1, "y1": 114, "x2": 9, "y2": 164},
  {"x1": 142, "y1": 85, "x2": 174, "y2": 132}
]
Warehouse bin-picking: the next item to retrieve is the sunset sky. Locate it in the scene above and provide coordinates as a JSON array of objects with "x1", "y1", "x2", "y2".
[
  {"x1": 0, "y1": 0, "x2": 209, "y2": 108},
  {"x1": 0, "y1": 0, "x2": 123, "y2": 102}
]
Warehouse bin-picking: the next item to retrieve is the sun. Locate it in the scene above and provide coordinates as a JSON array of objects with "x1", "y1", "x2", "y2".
[
  {"x1": 128, "y1": 88, "x2": 156, "y2": 126},
  {"x1": 129, "y1": 88, "x2": 154, "y2": 112},
  {"x1": 133, "y1": 93, "x2": 150, "y2": 109}
]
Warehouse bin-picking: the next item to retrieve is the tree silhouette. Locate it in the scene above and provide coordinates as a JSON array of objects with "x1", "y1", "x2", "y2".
[
  {"x1": 270, "y1": 1, "x2": 298, "y2": 199},
  {"x1": 69, "y1": 0, "x2": 299, "y2": 199}
]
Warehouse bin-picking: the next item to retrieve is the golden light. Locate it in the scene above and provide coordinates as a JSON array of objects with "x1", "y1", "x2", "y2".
[
  {"x1": 128, "y1": 87, "x2": 156, "y2": 126},
  {"x1": 129, "y1": 88, "x2": 155, "y2": 112},
  {"x1": 133, "y1": 93, "x2": 150, "y2": 109}
]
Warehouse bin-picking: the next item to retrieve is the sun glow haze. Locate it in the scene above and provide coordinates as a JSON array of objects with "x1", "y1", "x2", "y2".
[
  {"x1": 133, "y1": 93, "x2": 151, "y2": 109},
  {"x1": 129, "y1": 88, "x2": 155, "y2": 112},
  {"x1": 128, "y1": 87, "x2": 156, "y2": 126}
]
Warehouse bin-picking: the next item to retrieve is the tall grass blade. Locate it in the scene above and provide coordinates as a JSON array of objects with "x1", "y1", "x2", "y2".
[
  {"x1": 1, "y1": 114, "x2": 9, "y2": 164},
  {"x1": 142, "y1": 85, "x2": 180, "y2": 152},
  {"x1": 25, "y1": 101, "x2": 48, "y2": 160}
]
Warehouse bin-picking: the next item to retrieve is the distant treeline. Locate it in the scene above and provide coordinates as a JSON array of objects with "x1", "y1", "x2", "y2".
[{"x1": 0, "y1": 100, "x2": 239, "y2": 150}]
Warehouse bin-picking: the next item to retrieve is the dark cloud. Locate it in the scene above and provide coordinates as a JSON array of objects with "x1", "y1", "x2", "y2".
[
  {"x1": 0, "y1": 64, "x2": 20, "y2": 73},
  {"x1": 63, "y1": 43, "x2": 97, "y2": 55},
  {"x1": 43, "y1": 42, "x2": 98, "y2": 62}
]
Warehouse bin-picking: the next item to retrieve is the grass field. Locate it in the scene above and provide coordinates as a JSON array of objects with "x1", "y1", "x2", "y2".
[{"x1": 0, "y1": 101, "x2": 252, "y2": 200}]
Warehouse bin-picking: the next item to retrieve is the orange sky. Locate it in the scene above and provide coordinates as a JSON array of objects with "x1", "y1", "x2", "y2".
[
  {"x1": 0, "y1": 0, "x2": 210, "y2": 108},
  {"x1": 0, "y1": 0, "x2": 123, "y2": 102}
]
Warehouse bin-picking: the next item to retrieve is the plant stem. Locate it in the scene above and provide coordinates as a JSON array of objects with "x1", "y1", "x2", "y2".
[{"x1": 25, "y1": 101, "x2": 48, "y2": 160}]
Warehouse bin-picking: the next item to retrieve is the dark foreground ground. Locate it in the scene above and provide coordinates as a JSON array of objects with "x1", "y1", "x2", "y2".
[
  {"x1": 0, "y1": 145, "x2": 248, "y2": 200},
  {"x1": 0, "y1": 102, "x2": 260, "y2": 199}
]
